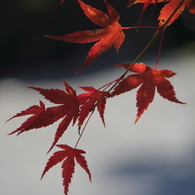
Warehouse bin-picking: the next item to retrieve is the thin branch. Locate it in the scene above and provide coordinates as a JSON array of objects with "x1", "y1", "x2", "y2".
[
  {"x1": 74, "y1": 110, "x2": 94, "y2": 149},
  {"x1": 93, "y1": 0, "x2": 187, "y2": 109}
]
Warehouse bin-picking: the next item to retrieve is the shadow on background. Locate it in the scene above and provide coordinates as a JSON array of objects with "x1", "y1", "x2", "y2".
[{"x1": 107, "y1": 161, "x2": 195, "y2": 195}]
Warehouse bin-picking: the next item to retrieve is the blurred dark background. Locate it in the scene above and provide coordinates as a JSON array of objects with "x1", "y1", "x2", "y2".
[{"x1": 1, "y1": 0, "x2": 195, "y2": 80}]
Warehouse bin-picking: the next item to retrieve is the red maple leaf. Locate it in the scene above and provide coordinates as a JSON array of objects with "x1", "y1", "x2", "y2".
[
  {"x1": 7, "y1": 100, "x2": 45, "y2": 135},
  {"x1": 41, "y1": 144, "x2": 91, "y2": 195},
  {"x1": 45, "y1": 0, "x2": 125, "y2": 72},
  {"x1": 158, "y1": 0, "x2": 195, "y2": 26},
  {"x1": 8, "y1": 80, "x2": 80, "y2": 153},
  {"x1": 127, "y1": 0, "x2": 195, "y2": 27},
  {"x1": 127, "y1": 0, "x2": 169, "y2": 23},
  {"x1": 77, "y1": 86, "x2": 109, "y2": 126},
  {"x1": 111, "y1": 63, "x2": 185, "y2": 122},
  {"x1": 127, "y1": 0, "x2": 168, "y2": 8}
]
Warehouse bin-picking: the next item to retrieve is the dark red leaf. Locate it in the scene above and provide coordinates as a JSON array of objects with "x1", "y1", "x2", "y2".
[
  {"x1": 77, "y1": 86, "x2": 109, "y2": 126},
  {"x1": 7, "y1": 101, "x2": 45, "y2": 135},
  {"x1": 8, "y1": 80, "x2": 80, "y2": 152},
  {"x1": 111, "y1": 63, "x2": 185, "y2": 122},
  {"x1": 41, "y1": 144, "x2": 91, "y2": 195}
]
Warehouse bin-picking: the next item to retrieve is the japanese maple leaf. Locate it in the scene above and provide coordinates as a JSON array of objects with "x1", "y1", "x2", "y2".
[
  {"x1": 8, "y1": 80, "x2": 80, "y2": 153},
  {"x1": 45, "y1": 0, "x2": 125, "y2": 72},
  {"x1": 127, "y1": 0, "x2": 169, "y2": 8},
  {"x1": 127, "y1": 0, "x2": 169, "y2": 23},
  {"x1": 77, "y1": 86, "x2": 109, "y2": 126},
  {"x1": 41, "y1": 144, "x2": 91, "y2": 195},
  {"x1": 7, "y1": 100, "x2": 45, "y2": 135},
  {"x1": 158, "y1": 0, "x2": 195, "y2": 26},
  {"x1": 111, "y1": 63, "x2": 185, "y2": 122}
]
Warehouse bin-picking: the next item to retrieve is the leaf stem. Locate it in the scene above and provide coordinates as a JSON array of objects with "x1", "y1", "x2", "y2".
[
  {"x1": 155, "y1": 30, "x2": 164, "y2": 69},
  {"x1": 74, "y1": 111, "x2": 94, "y2": 149},
  {"x1": 122, "y1": 26, "x2": 158, "y2": 30}
]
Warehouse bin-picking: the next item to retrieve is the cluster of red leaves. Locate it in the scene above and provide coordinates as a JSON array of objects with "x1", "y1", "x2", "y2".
[
  {"x1": 49, "y1": 0, "x2": 195, "y2": 72},
  {"x1": 7, "y1": 0, "x2": 194, "y2": 195},
  {"x1": 7, "y1": 80, "x2": 108, "y2": 194},
  {"x1": 7, "y1": 64, "x2": 184, "y2": 194},
  {"x1": 7, "y1": 80, "x2": 109, "y2": 152},
  {"x1": 7, "y1": 64, "x2": 184, "y2": 136}
]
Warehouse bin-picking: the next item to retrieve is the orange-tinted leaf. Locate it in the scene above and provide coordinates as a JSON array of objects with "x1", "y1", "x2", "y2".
[
  {"x1": 45, "y1": 29, "x2": 107, "y2": 44},
  {"x1": 158, "y1": 0, "x2": 195, "y2": 27},
  {"x1": 78, "y1": 0, "x2": 111, "y2": 28},
  {"x1": 112, "y1": 63, "x2": 185, "y2": 122},
  {"x1": 77, "y1": 86, "x2": 109, "y2": 126},
  {"x1": 7, "y1": 101, "x2": 45, "y2": 135},
  {"x1": 158, "y1": 0, "x2": 185, "y2": 26},
  {"x1": 45, "y1": 0, "x2": 125, "y2": 72},
  {"x1": 41, "y1": 144, "x2": 91, "y2": 195}
]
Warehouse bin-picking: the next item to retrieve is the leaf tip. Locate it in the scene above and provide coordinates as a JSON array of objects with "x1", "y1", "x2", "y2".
[
  {"x1": 127, "y1": 0, "x2": 135, "y2": 8},
  {"x1": 134, "y1": 117, "x2": 139, "y2": 124}
]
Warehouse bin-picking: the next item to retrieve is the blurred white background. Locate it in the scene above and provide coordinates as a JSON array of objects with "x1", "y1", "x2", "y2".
[{"x1": 1, "y1": 46, "x2": 195, "y2": 195}]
